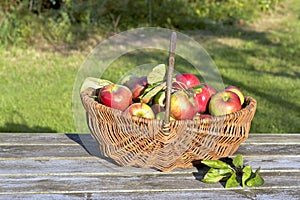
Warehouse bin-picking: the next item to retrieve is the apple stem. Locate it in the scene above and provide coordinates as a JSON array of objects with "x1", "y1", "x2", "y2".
[{"x1": 164, "y1": 32, "x2": 177, "y2": 126}]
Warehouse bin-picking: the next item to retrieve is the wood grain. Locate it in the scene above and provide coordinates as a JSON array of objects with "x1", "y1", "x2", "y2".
[{"x1": 1, "y1": 133, "x2": 300, "y2": 199}]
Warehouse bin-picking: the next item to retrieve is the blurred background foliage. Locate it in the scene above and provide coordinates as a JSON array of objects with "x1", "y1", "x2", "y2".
[{"x1": 0, "y1": 0, "x2": 279, "y2": 47}]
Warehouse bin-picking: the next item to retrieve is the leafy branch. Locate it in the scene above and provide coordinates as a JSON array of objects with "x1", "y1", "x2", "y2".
[{"x1": 201, "y1": 154, "x2": 264, "y2": 188}]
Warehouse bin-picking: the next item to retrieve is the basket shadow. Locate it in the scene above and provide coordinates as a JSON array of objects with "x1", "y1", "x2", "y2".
[
  {"x1": 65, "y1": 133, "x2": 119, "y2": 165},
  {"x1": 192, "y1": 161, "x2": 210, "y2": 180}
]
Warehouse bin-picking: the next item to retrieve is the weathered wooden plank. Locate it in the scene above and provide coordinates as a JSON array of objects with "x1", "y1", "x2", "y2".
[
  {"x1": 0, "y1": 188, "x2": 299, "y2": 200},
  {"x1": 1, "y1": 155, "x2": 299, "y2": 175},
  {"x1": 0, "y1": 171, "x2": 299, "y2": 196},
  {"x1": 1, "y1": 134, "x2": 299, "y2": 174},
  {"x1": 1, "y1": 133, "x2": 299, "y2": 174},
  {"x1": 97, "y1": 188, "x2": 300, "y2": 200},
  {"x1": 1, "y1": 133, "x2": 300, "y2": 145},
  {"x1": 1, "y1": 143, "x2": 299, "y2": 159},
  {"x1": 238, "y1": 144, "x2": 300, "y2": 155},
  {"x1": 1, "y1": 133, "x2": 300, "y2": 199},
  {"x1": 0, "y1": 133, "x2": 94, "y2": 145},
  {"x1": 1, "y1": 133, "x2": 299, "y2": 156},
  {"x1": 246, "y1": 133, "x2": 300, "y2": 144}
]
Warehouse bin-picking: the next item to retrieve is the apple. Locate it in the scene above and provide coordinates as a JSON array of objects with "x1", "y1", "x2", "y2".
[
  {"x1": 170, "y1": 90, "x2": 198, "y2": 120},
  {"x1": 193, "y1": 85, "x2": 211, "y2": 113},
  {"x1": 202, "y1": 83, "x2": 218, "y2": 97},
  {"x1": 99, "y1": 84, "x2": 132, "y2": 111},
  {"x1": 123, "y1": 76, "x2": 148, "y2": 102},
  {"x1": 209, "y1": 90, "x2": 242, "y2": 116},
  {"x1": 175, "y1": 73, "x2": 201, "y2": 88},
  {"x1": 225, "y1": 85, "x2": 244, "y2": 105},
  {"x1": 125, "y1": 103, "x2": 155, "y2": 119}
]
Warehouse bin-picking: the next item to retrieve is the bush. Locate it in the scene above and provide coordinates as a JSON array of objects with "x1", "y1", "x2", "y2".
[{"x1": 0, "y1": 0, "x2": 280, "y2": 47}]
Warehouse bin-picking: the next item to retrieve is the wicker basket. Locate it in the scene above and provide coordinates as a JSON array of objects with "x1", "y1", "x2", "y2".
[{"x1": 79, "y1": 32, "x2": 257, "y2": 172}]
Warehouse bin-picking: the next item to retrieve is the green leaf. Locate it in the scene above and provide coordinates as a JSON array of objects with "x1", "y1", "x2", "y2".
[
  {"x1": 201, "y1": 160, "x2": 232, "y2": 169},
  {"x1": 192, "y1": 85, "x2": 205, "y2": 93},
  {"x1": 140, "y1": 82, "x2": 166, "y2": 103},
  {"x1": 147, "y1": 64, "x2": 166, "y2": 85},
  {"x1": 202, "y1": 171, "x2": 226, "y2": 184},
  {"x1": 246, "y1": 167, "x2": 264, "y2": 187},
  {"x1": 233, "y1": 154, "x2": 244, "y2": 169},
  {"x1": 153, "y1": 91, "x2": 166, "y2": 107},
  {"x1": 225, "y1": 173, "x2": 240, "y2": 188},
  {"x1": 207, "y1": 167, "x2": 234, "y2": 176},
  {"x1": 200, "y1": 156, "x2": 264, "y2": 188},
  {"x1": 246, "y1": 174, "x2": 264, "y2": 187},
  {"x1": 242, "y1": 165, "x2": 252, "y2": 187},
  {"x1": 81, "y1": 77, "x2": 113, "y2": 92}
]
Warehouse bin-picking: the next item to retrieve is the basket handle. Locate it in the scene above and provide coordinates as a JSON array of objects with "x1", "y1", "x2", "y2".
[{"x1": 164, "y1": 32, "x2": 177, "y2": 126}]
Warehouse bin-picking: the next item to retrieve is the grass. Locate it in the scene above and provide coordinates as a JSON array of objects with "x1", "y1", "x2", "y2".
[
  {"x1": 194, "y1": 1, "x2": 300, "y2": 133},
  {"x1": 1, "y1": 0, "x2": 299, "y2": 133},
  {"x1": 0, "y1": 48, "x2": 84, "y2": 133}
]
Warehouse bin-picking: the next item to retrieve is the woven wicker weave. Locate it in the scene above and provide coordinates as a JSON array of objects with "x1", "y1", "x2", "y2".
[
  {"x1": 80, "y1": 88, "x2": 256, "y2": 172},
  {"x1": 80, "y1": 32, "x2": 257, "y2": 171}
]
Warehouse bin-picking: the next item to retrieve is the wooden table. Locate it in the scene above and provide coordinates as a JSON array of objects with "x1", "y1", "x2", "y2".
[{"x1": 1, "y1": 133, "x2": 299, "y2": 199}]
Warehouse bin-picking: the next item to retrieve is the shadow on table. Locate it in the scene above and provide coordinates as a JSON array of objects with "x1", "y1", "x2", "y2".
[
  {"x1": 65, "y1": 133, "x2": 235, "y2": 176},
  {"x1": 65, "y1": 133, "x2": 118, "y2": 165},
  {"x1": 192, "y1": 157, "x2": 233, "y2": 188},
  {"x1": 192, "y1": 160, "x2": 210, "y2": 180}
]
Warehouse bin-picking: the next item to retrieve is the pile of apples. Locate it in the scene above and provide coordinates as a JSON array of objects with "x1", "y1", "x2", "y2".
[{"x1": 97, "y1": 72, "x2": 245, "y2": 120}]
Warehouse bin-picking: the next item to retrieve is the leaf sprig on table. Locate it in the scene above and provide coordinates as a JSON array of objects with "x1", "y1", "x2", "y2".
[{"x1": 201, "y1": 154, "x2": 264, "y2": 188}]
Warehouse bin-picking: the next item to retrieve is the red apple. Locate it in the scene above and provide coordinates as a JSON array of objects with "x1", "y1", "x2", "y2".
[
  {"x1": 170, "y1": 90, "x2": 198, "y2": 120},
  {"x1": 225, "y1": 85, "x2": 244, "y2": 105},
  {"x1": 209, "y1": 90, "x2": 242, "y2": 116},
  {"x1": 202, "y1": 83, "x2": 218, "y2": 97},
  {"x1": 99, "y1": 84, "x2": 132, "y2": 111},
  {"x1": 123, "y1": 76, "x2": 148, "y2": 102},
  {"x1": 125, "y1": 103, "x2": 155, "y2": 119},
  {"x1": 193, "y1": 85, "x2": 211, "y2": 113},
  {"x1": 175, "y1": 73, "x2": 201, "y2": 88}
]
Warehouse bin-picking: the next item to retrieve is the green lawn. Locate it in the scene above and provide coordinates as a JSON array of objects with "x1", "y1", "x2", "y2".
[
  {"x1": 0, "y1": 48, "x2": 83, "y2": 133},
  {"x1": 1, "y1": 1, "x2": 299, "y2": 133}
]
